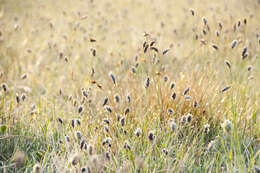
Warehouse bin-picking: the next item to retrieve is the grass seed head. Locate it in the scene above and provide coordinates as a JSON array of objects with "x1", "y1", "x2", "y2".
[
  {"x1": 170, "y1": 121, "x2": 177, "y2": 131},
  {"x1": 172, "y1": 92, "x2": 176, "y2": 100},
  {"x1": 103, "y1": 97, "x2": 108, "y2": 106},
  {"x1": 120, "y1": 116, "x2": 126, "y2": 126},
  {"x1": 181, "y1": 115, "x2": 186, "y2": 124},
  {"x1": 114, "y1": 94, "x2": 120, "y2": 103},
  {"x1": 33, "y1": 163, "x2": 41, "y2": 173},
  {"x1": 224, "y1": 60, "x2": 231, "y2": 69},
  {"x1": 71, "y1": 153, "x2": 81, "y2": 166},
  {"x1": 148, "y1": 130, "x2": 155, "y2": 141},
  {"x1": 231, "y1": 40, "x2": 238, "y2": 49},
  {"x1": 135, "y1": 127, "x2": 142, "y2": 137},
  {"x1": 12, "y1": 150, "x2": 26, "y2": 167},
  {"x1": 78, "y1": 105, "x2": 83, "y2": 114},
  {"x1": 105, "y1": 105, "x2": 112, "y2": 113},
  {"x1": 170, "y1": 82, "x2": 175, "y2": 89},
  {"x1": 145, "y1": 77, "x2": 150, "y2": 88},
  {"x1": 75, "y1": 131, "x2": 82, "y2": 140},
  {"x1": 222, "y1": 119, "x2": 232, "y2": 133},
  {"x1": 168, "y1": 108, "x2": 173, "y2": 114},
  {"x1": 21, "y1": 93, "x2": 26, "y2": 101},
  {"x1": 16, "y1": 93, "x2": 20, "y2": 104},
  {"x1": 109, "y1": 72, "x2": 116, "y2": 85},
  {"x1": 183, "y1": 87, "x2": 190, "y2": 95},
  {"x1": 204, "y1": 124, "x2": 210, "y2": 134},
  {"x1": 202, "y1": 17, "x2": 207, "y2": 25},
  {"x1": 163, "y1": 75, "x2": 168, "y2": 82},
  {"x1": 2, "y1": 83, "x2": 8, "y2": 92},
  {"x1": 187, "y1": 113, "x2": 193, "y2": 123}
]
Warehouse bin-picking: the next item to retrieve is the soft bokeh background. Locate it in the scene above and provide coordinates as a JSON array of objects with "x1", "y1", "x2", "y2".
[{"x1": 0, "y1": 0, "x2": 259, "y2": 172}]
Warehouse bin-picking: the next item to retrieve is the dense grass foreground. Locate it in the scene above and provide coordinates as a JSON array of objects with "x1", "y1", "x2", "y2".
[{"x1": 0, "y1": 0, "x2": 260, "y2": 172}]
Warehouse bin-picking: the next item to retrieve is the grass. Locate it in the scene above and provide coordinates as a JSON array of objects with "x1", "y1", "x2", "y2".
[{"x1": 0, "y1": 0, "x2": 260, "y2": 172}]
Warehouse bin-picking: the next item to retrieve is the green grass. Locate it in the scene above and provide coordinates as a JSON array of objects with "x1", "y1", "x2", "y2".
[{"x1": 0, "y1": 0, "x2": 260, "y2": 172}]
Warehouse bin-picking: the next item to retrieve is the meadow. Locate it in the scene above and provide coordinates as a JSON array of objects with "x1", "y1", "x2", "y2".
[{"x1": 0, "y1": 0, "x2": 260, "y2": 172}]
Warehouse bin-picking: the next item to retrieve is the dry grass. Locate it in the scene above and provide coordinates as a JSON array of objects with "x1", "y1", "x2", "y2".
[{"x1": 0, "y1": 0, "x2": 260, "y2": 172}]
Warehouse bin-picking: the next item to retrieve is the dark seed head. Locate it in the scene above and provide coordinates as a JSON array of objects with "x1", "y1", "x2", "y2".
[
  {"x1": 124, "y1": 108, "x2": 130, "y2": 115},
  {"x1": 212, "y1": 44, "x2": 219, "y2": 50},
  {"x1": 162, "y1": 48, "x2": 170, "y2": 55},
  {"x1": 71, "y1": 119, "x2": 75, "y2": 128},
  {"x1": 78, "y1": 105, "x2": 83, "y2": 114},
  {"x1": 221, "y1": 86, "x2": 231, "y2": 92},
  {"x1": 231, "y1": 40, "x2": 237, "y2": 49},
  {"x1": 21, "y1": 93, "x2": 26, "y2": 101},
  {"x1": 103, "y1": 97, "x2": 108, "y2": 106},
  {"x1": 131, "y1": 66, "x2": 137, "y2": 74},
  {"x1": 103, "y1": 118, "x2": 110, "y2": 125},
  {"x1": 109, "y1": 72, "x2": 116, "y2": 85},
  {"x1": 224, "y1": 60, "x2": 231, "y2": 69},
  {"x1": 194, "y1": 101, "x2": 198, "y2": 108},
  {"x1": 163, "y1": 75, "x2": 168, "y2": 82},
  {"x1": 80, "y1": 139, "x2": 86, "y2": 150},
  {"x1": 16, "y1": 93, "x2": 20, "y2": 104},
  {"x1": 114, "y1": 94, "x2": 120, "y2": 103},
  {"x1": 170, "y1": 82, "x2": 175, "y2": 89},
  {"x1": 183, "y1": 87, "x2": 190, "y2": 95},
  {"x1": 105, "y1": 105, "x2": 112, "y2": 113},
  {"x1": 57, "y1": 117, "x2": 63, "y2": 124},
  {"x1": 172, "y1": 92, "x2": 176, "y2": 100},
  {"x1": 148, "y1": 131, "x2": 155, "y2": 141},
  {"x1": 168, "y1": 108, "x2": 173, "y2": 115},
  {"x1": 145, "y1": 77, "x2": 150, "y2": 88},
  {"x1": 242, "y1": 46, "x2": 248, "y2": 58},
  {"x1": 116, "y1": 113, "x2": 121, "y2": 121},
  {"x1": 120, "y1": 116, "x2": 126, "y2": 126},
  {"x1": 187, "y1": 113, "x2": 193, "y2": 123},
  {"x1": 1, "y1": 83, "x2": 7, "y2": 92},
  {"x1": 127, "y1": 94, "x2": 131, "y2": 103}
]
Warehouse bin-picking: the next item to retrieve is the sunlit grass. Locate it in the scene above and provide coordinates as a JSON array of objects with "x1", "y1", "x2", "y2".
[{"x1": 0, "y1": 0, "x2": 260, "y2": 172}]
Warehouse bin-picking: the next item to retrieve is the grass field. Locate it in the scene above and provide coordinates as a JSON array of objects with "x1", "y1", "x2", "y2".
[{"x1": 0, "y1": 0, "x2": 260, "y2": 172}]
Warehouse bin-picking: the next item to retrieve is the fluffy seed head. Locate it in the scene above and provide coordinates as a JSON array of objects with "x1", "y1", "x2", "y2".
[
  {"x1": 145, "y1": 77, "x2": 150, "y2": 88},
  {"x1": 183, "y1": 87, "x2": 190, "y2": 95},
  {"x1": 170, "y1": 121, "x2": 177, "y2": 131},
  {"x1": 231, "y1": 40, "x2": 237, "y2": 49},
  {"x1": 116, "y1": 113, "x2": 121, "y2": 121},
  {"x1": 187, "y1": 113, "x2": 193, "y2": 123},
  {"x1": 105, "y1": 105, "x2": 112, "y2": 113},
  {"x1": 71, "y1": 153, "x2": 81, "y2": 166},
  {"x1": 163, "y1": 75, "x2": 168, "y2": 82},
  {"x1": 21, "y1": 93, "x2": 26, "y2": 101},
  {"x1": 134, "y1": 128, "x2": 142, "y2": 137},
  {"x1": 33, "y1": 163, "x2": 41, "y2": 173},
  {"x1": 170, "y1": 82, "x2": 175, "y2": 89},
  {"x1": 204, "y1": 124, "x2": 210, "y2": 134},
  {"x1": 1, "y1": 83, "x2": 7, "y2": 92},
  {"x1": 75, "y1": 131, "x2": 82, "y2": 140},
  {"x1": 224, "y1": 60, "x2": 231, "y2": 69},
  {"x1": 148, "y1": 130, "x2": 155, "y2": 141},
  {"x1": 172, "y1": 92, "x2": 176, "y2": 100},
  {"x1": 114, "y1": 94, "x2": 120, "y2": 103},
  {"x1": 103, "y1": 97, "x2": 108, "y2": 106},
  {"x1": 168, "y1": 108, "x2": 173, "y2": 115},
  {"x1": 120, "y1": 116, "x2": 126, "y2": 126},
  {"x1": 222, "y1": 119, "x2": 232, "y2": 132},
  {"x1": 13, "y1": 150, "x2": 26, "y2": 167},
  {"x1": 202, "y1": 17, "x2": 207, "y2": 25},
  {"x1": 16, "y1": 93, "x2": 20, "y2": 104},
  {"x1": 181, "y1": 115, "x2": 186, "y2": 124},
  {"x1": 78, "y1": 105, "x2": 83, "y2": 114},
  {"x1": 109, "y1": 72, "x2": 116, "y2": 85}
]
